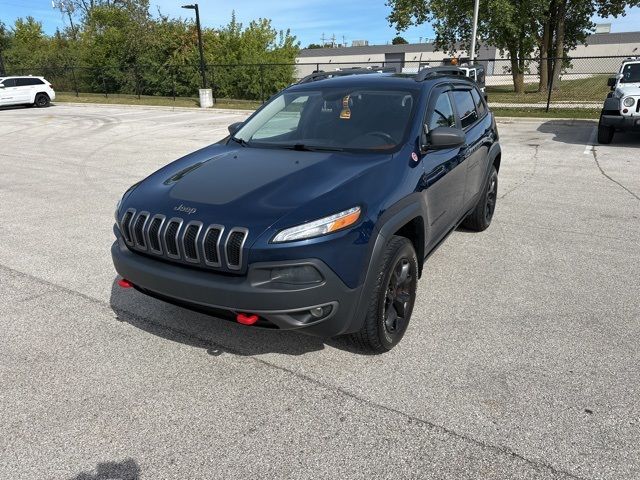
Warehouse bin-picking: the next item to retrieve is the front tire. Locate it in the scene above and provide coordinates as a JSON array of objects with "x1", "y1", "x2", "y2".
[
  {"x1": 597, "y1": 116, "x2": 614, "y2": 144},
  {"x1": 34, "y1": 93, "x2": 50, "y2": 108},
  {"x1": 462, "y1": 166, "x2": 498, "y2": 232},
  {"x1": 349, "y1": 235, "x2": 418, "y2": 353}
]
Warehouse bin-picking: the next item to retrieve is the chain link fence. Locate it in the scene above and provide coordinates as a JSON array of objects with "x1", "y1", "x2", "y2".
[{"x1": 4, "y1": 54, "x2": 634, "y2": 113}]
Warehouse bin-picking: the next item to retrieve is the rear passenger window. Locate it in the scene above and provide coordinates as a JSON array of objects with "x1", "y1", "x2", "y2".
[
  {"x1": 452, "y1": 90, "x2": 478, "y2": 128},
  {"x1": 427, "y1": 92, "x2": 455, "y2": 130},
  {"x1": 16, "y1": 78, "x2": 44, "y2": 86},
  {"x1": 471, "y1": 88, "x2": 486, "y2": 117},
  {"x1": 1, "y1": 78, "x2": 17, "y2": 87}
]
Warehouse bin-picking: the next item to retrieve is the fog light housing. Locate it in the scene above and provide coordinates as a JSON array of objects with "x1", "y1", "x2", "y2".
[
  {"x1": 269, "y1": 265, "x2": 323, "y2": 285},
  {"x1": 289, "y1": 304, "x2": 334, "y2": 324},
  {"x1": 310, "y1": 306, "x2": 325, "y2": 318}
]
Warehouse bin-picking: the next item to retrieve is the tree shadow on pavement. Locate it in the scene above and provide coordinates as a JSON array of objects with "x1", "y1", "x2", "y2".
[
  {"x1": 537, "y1": 119, "x2": 640, "y2": 147},
  {"x1": 536, "y1": 119, "x2": 597, "y2": 145},
  {"x1": 109, "y1": 278, "x2": 365, "y2": 356},
  {"x1": 69, "y1": 458, "x2": 140, "y2": 480}
]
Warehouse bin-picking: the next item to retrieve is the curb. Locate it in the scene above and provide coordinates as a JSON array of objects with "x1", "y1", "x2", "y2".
[{"x1": 495, "y1": 116, "x2": 597, "y2": 123}]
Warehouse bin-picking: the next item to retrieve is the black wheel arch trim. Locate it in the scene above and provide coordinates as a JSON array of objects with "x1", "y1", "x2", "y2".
[
  {"x1": 603, "y1": 97, "x2": 620, "y2": 112},
  {"x1": 488, "y1": 142, "x2": 501, "y2": 173},
  {"x1": 344, "y1": 198, "x2": 427, "y2": 335}
]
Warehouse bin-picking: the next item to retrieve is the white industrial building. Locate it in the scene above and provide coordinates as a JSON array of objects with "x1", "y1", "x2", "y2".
[{"x1": 295, "y1": 31, "x2": 640, "y2": 80}]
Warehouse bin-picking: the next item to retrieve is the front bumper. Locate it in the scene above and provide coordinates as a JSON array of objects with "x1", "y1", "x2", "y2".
[
  {"x1": 111, "y1": 233, "x2": 363, "y2": 337},
  {"x1": 600, "y1": 114, "x2": 640, "y2": 130}
]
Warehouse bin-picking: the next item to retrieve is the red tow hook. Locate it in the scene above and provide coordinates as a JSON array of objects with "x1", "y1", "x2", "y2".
[
  {"x1": 117, "y1": 278, "x2": 134, "y2": 288},
  {"x1": 236, "y1": 313, "x2": 259, "y2": 325}
]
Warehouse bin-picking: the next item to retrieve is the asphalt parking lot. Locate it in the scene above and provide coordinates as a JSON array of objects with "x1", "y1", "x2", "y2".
[{"x1": 1, "y1": 103, "x2": 639, "y2": 480}]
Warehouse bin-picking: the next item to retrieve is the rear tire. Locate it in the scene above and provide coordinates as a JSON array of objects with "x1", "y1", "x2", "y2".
[
  {"x1": 597, "y1": 117, "x2": 614, "y2": 144},
  {"x1": 34, "y1": 93, "x2": 50, "y2": 108},
  {"x1": 349, "y1": 235, "x2": 418, "y2": 353},
  {"x1": 462, "y1": 166, "x2": 498, "y2": 232}
]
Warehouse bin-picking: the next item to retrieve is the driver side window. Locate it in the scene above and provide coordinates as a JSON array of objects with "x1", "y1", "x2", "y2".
[{"x1": 427, "y1": 92, "x2": 455, "y2": 131}]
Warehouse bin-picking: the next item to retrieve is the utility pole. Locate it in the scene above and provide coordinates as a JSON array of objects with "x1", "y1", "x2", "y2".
[
  {"x1": 469, "y1": 0, "x2": 480, "y2": 63},
  {"x1": 330, "y1": 34, "x2": 336, "y2": 48},
  {"x1": 182, "y1": 3, "x2": 206, "y2": 89},
  {"x1": 321, "y1": 33, "x2": 326, "y2": 47}
]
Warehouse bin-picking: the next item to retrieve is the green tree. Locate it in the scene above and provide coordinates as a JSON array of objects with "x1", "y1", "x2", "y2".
[
  {"x1": 0, "y1": 22, "x2": 11, "y2": 75},
  {"x1": 392, "y1": 35, "x2": 408, "y2": 44},
  {"x1": 387, "y1": 0, "x2": 640, "y2": 93},
  {"x1": 6, "y1": 17, "x2": 47, "y2": 68},
  {"x1": 0, "y1": 4, "x2": 299, "y2": 100},
  {"x1": 537, "y1": 0, "x2": 639, "y2": 91},
  {"x1": 205, "y1": 13, "x2": 299, "y2": 99}
]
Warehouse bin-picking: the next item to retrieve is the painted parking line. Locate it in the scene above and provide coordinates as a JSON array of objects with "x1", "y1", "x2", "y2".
[{"x1": 583, "y1": 125, "x2": 597, "y2": 155}]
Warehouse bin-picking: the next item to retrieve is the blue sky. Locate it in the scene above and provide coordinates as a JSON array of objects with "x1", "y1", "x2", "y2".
[{"x1": 1, "y1": 0, "x2": 639, "y2": 47}]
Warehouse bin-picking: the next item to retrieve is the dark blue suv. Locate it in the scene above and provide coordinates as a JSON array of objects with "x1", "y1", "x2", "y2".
[{"x1": 112, "y1": 69, "x2": 501, "y2": 352}]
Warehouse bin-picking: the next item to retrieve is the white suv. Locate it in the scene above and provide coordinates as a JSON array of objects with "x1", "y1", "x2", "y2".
[
  {"x1": 598, "y1": 59, "x2": 640, "y2": 144},
  {"x1": 0, "y1": 76, "x2": 56, "y2": 108}
]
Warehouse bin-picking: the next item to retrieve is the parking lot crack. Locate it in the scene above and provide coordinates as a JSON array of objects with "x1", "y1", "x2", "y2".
[
  {"x1": 500, "y1": 144, "x2": 539, "y2": 199},
  {"x1": 0, "y1": 262, "x2": 591, "y2": 480},
  {"x1": 591, "y1": 149, "x2": 640, "y2": 201}
]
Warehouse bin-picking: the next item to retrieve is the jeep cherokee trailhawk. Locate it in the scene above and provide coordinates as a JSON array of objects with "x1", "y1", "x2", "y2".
[{"x1": 112, "y1": 68, "x2": 501, "y2": 352}]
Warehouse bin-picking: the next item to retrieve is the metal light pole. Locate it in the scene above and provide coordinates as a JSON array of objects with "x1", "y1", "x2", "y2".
[
  {"x1": 469, "y1": 0, "x2": 480, "y2": 63},
  {"x1": 182, "y1": 3, "x2": 206, "y2": 89}
]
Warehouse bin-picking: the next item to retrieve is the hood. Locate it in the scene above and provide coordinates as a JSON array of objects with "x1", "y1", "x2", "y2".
[
  {"x1": 615, "y1": 84, "x2": 640, "y2": 97},
  {"x1": 124, "y1": 143, "x2": 393, "y2": 239}
]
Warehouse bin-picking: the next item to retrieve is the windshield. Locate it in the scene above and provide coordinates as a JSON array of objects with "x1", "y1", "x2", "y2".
[
  {"x1": 621, "y1": 63, "x2": 640, "y2": 83},
  {"x1": 233, "y1": 87, "x2": 418, "y2": 152}
]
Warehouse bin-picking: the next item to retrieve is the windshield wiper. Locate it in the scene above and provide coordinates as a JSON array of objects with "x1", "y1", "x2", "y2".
[
  {"x1": 282, "y1": 143, "x2": 345, "y2": 152},
  {"x1": 229, "y1": 136, "x2": 248, "y2": 147}
]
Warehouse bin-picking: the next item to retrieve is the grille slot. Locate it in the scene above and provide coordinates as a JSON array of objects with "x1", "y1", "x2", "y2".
[
  {"x1": 133, "y1": 212, "x2": 149, "y2": 249},
  {"x1": 225, "y1": 228, "x2": 248, "y2": 270},
  {"x1": 182, "y1": 222, "x2": 202, "y2": 263},
  {"x1": 164, "y1": 219, "x2": 182, "y2": 258},
  {"x1": 148, "y1": 215, "x2": 165, "y2": 253},
  {"x1": 203, "y1": 225, "x2": 224, "y2": 266},
  {"x1": 120, "y1": 209, "x2": 135, "y2": 245}
]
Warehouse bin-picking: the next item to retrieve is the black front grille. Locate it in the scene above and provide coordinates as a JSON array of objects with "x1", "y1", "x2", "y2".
[
  {"x1": 122, "y1": 211, "x2": 247, "y2": 271},
  {"x1": 226, "y1": 230, "x2": 246, "y2": 268},
  {"x1": 148, "y1": 217, "x2": 163, "y2": 252},
  {"x1": 133, "y1": 214, "x2": 148, "y2": 248},
  {"x1": 165, "y1": 221, "x2": 181, "y2": 257},
  {"x1": 203, "y1": 227, "x2": 222, "y2": 265},
  {"x1": 121, "y1": 210, "x2": 134, "y2": 244},
  {"x1": 183, "y1": 224, "x2": 200, "y2": 261}
]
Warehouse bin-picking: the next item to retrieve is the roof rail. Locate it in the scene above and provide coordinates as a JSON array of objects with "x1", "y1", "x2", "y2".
[
  {"x1": 297, "y1": 67, "x2": 396, "y2": 84},
  {"x1": 415, "y1": 66, "x2": 467, "y2": 82}
]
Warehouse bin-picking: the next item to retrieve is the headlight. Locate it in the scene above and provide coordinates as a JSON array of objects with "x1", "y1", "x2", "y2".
[
  {"x1": 623, "y1": 97, "x2": 635, "y2": 107},
  {"x1": 272, "y1": 206, "x2": 361, "y2": 243}
]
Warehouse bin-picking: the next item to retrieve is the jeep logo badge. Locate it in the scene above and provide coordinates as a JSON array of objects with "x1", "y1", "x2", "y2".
[{"x1": 174, "y1": 204, "x2": 197, "y2": 215}]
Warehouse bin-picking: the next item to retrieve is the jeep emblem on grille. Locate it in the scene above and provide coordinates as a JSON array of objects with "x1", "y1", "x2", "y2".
[{"x1": 174, "y1": 204, "x2": 197, "y2": 215}]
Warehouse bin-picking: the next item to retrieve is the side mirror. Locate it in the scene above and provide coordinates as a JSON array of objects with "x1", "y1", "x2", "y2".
[
  {"x1": 607, "y1": 77, "x2": 617, "y2": 88},
  {"x1": 0, "y1": 84, "x2": 5, "y2": 88},
  {"x1": 227, "y1": 121, "x2": 243, "y2": 136},
  {"x1": 425, "y1": 126, "x2": 466, "y2": 150}
]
